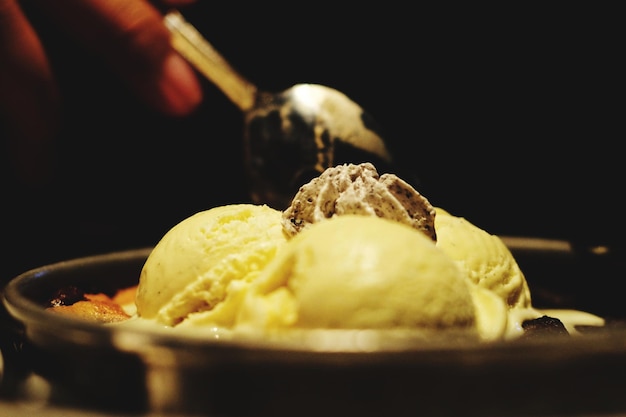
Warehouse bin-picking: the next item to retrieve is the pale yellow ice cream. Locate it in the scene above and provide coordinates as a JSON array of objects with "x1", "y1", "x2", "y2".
[
  {"x1": 135, "y1": 204, "x2": 288, "y2": 327},
  {"x1": 435, "y1": 208, "x2": 531, "y2": 309},
  {"x1": 433, "y1": 208, "x2": 538, "y2": 338},
  {"x1": 434, "y1": 208, "x2": 604, "y2": 337},
  {"x1": 144, "y1": 212, "x2": 511, "y2": 341},
  {"x1": 233, "y1": 215, "x2": 476, "y2": 331}
]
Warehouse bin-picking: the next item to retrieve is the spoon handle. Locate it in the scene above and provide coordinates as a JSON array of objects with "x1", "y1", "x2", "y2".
[{"x1": 164, "y1": 10, "x2": 258, "y2": 112}]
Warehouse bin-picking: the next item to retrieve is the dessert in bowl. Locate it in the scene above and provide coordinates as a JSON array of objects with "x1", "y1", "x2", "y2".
[{"x1": 3, "y1": 163, "x2": 625, "y2": 417}]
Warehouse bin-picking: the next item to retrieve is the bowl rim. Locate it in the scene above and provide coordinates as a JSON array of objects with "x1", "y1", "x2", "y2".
[{"x1": 2, "y1": 237, "x2": 625, "y2": 359}]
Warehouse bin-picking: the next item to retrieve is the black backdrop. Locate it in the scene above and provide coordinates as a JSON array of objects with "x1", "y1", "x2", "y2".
[{"x1": 1, "y1": 3, "x2": 622, "y2": 283}]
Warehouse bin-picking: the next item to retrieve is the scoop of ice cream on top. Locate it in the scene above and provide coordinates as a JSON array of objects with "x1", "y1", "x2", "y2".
[{"x1": 282, "y1": 162, "x2": 436, "y2": 240}]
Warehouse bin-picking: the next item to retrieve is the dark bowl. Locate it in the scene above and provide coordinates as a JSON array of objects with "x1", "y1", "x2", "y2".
[{"x1": 2, "y1": 238, "x2": 626, "y2": 417}]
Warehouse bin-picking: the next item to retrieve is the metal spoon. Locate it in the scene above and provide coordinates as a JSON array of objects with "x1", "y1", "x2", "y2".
[{"x1": 164, "y1": 10, "x2": 397, "y2": 209}]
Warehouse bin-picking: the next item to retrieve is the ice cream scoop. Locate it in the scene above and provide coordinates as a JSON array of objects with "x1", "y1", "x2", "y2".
[
  {"x1": 282, "y1": 162, "x2": 436, "y2": 240},
  {"x1": 434, "y1": 208, "x2": 605, "y2": 337},
  {"x1": 234, "y1": 215, "x2": 479, "y2": 332},
  {"x1": 164, "y1": 11, "x2": 398, "y2": 209},
  {"x1": 435, "y1": 208, "x2": 532, "y2": 310},
  {"x1": 135, "y1": 204, "x2": 288, "y2": 326}
]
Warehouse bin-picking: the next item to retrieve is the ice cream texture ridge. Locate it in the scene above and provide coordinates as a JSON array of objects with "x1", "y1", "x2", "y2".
[{"x1": 126, "y1": 163, "x2": 604, "y2": 342}]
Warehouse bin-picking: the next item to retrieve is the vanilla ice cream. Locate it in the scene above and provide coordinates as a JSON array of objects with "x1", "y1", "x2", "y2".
[
  {"x1": 234, "y1": 215, "x2": 477, "y2": 331},
  {"x1": 135, "y1": 204, "x2": 288, "y2": 327},
  {"x1": 434, "y1": 208, "x2": 604, "y2": 336}
]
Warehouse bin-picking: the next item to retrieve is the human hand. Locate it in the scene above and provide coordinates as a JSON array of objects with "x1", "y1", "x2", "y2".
[{"x1": 0, "y1": 0, "x2": 202, "y2": 184}]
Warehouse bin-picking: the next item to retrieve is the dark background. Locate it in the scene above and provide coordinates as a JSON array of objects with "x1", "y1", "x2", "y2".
[{"x1": 1, "y1": 3, "x2": 623, "y2": 285}]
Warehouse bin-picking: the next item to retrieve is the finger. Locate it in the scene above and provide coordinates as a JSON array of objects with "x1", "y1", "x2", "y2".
[
  {"x1": 0, "y1": 0, "x2": 61, "y2": 185},
  {"x1": 33, "y1": 0, "x2": 202, "y2": 116}
]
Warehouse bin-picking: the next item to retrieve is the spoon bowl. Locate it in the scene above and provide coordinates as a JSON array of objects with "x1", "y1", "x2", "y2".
[
  {"x1": 243, "y1": 83, "x2": 396, "y2": 208},
  {"x1": 164, "y1": 10, "x2": 399, "y2": 208}
]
